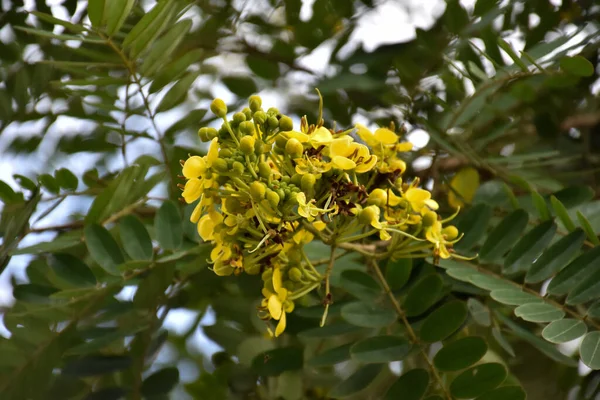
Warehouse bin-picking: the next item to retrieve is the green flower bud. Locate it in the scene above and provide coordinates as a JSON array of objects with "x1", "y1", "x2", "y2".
[
  {"x1": 285, "y1": 138, "x2": 304, "y2": 158},
  {"x1": 261, "y1": 268, "x2": 273, "y2": 282},
  {"x1": 233, "y1": 112, "x2": 246, "y2": 124},
  {"x1": 275, "y1": 135, "x2": 288, "y2": 149},
  {"x1": 358, "y1": 206, "x2": 378, "y2": 226},
  {"x1": 242, "y1": 107, "x2": 253, "y2": 120},
  {"x1": 232, "y1": 161, "x2": 245, "y2": 175},
  {"x1": 287, "y1": 192, "x2": 298, "y2": 204},
  {"x1": 198, "y1": 127, "x2": 209, "y2": 141},
  {"x1": 301, "y1": 173, "x2": 316, "y2": 193},
  {"x1": 288, "y1": 267, "x2": 303, "y2": 282},
  {"x1": 206, "y1": 127, "x2": 218, "y2": 140},
  {"x1": 219, "y1": 149, "x2": 232, "y2": 158},
  {"x1": 239, "y1": 121, "x2": 255, "y2": 136},
  {"x1": 249, "y1": 95, "x2": 262, "y2": 112},
  {"x1": 290, "y1": 174, "x2": 302, "y2": 186},
  {"x1": 266, "y1": 190, "x2": 280, "y2": 208},
  {"x1": 279, "y1": 115, "x2": 293, "y2": 131},
  {"x1": 276, "y1": 188, "x2": 286, "y2": 201},
  {"x1": 422, "y1": 211, "x2": 438, "y2": 227},
  {"x1": 368, "y1": 188, "x2": 388, "y2": 208},
  {"x1": 258, "y1": 162, "x2": 271, "y2": 179},
  {"x1": 210, "y1": 98, "x2": 227, "y2": 118},
  {"x1": 249, "y1": 154, "x2": 257, "y2": 162},
  {"x1": 253, "y1": 111, "x2": 267, "y2": 125},
  {"x1": 443, "y1": 225, "x2": 459, "y2": 240},
  {"x1": 240, "y1": 135, "x2": 256, "y2": 155},
  {"x1": 267, "y1": 107, "x2": 279, "y2": 116},
  {"x1": 250, "y1": 181, "x2": 266, "y2": 201},
  {"x1": 267, "y1": 116, "x2": 279, "y2": 129},
  {"x1": 212, "y1": 158, "x2": 229, "y2": 172},
  {"x1": 281, "y1": 176, "x2": 290, "y2": 184},
  {"x1": 224, "y1": 197, "x2": 244, "y2": 214}
]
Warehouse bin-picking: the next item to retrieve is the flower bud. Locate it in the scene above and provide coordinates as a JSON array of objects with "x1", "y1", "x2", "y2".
[
  {"x1": 285, "y1": 138, "x2": 304, "y2": 158},
  {"x1": 258, "y1": 161, "x2": 271, "y2": 179},
  {"x1": 240, "y1": 135, "x2": 256, "y2": 155},
  {"x1": 232, "y1": 161, "x2": 245, "y2": 175},
  {"x1": 275, "y1": 135, "x2": 288, "y2": 149},
  {"x1": 279, "y1": 115, "x2": 293, "y2": 131},
  {"x1": 210, "y1": 98, "x2": 227, "y2": 118},
  {"x1": 225, "y1": 197, "x2": 243, "y2": 214},
  {"x1": 233, "y1": 112, "x2": 246, "y2": 124},
  {"x1": 239, "y1": 121, "x2": 255, "y2": 136},
  {"x1": 422, "y1": 211, "x2": 438, "y2": 227},
  {"x1": 443, "y1": 225, "x2": 459, "y2": 240},
  {"x1": 368, "y1": 188, "x2": 388, "y2": 208},
  {"x1": 267, "y1": 107, "x2": 279, "y2": 116},
  {"x1": 249, "y1": 95, "x2": 262, "y2": 112},
  {"x1": 276, "y1": 188, "x2": 286, "y2": 201},
  {"x1": 301, "y1": 173, "x2": 316, "y2": 193},
  {"x1": 253, "y1": 111, "x2": 267, "y2": 125},
  {"x1": 290, "y1": 174, "x2": 302, "y2": 186},
  {"x1": 358, "y1": 206, "x2": 379, "y2": 226},
  {"x1": 261, "y1": 268, "x2": 273, "y2": 282},
  {"x1": 242, "y1": 107, "x2": 253, "y2": 120},
  {"x1": 266, "y1": 190, "x2": 280, "y2": 208},
  {"x1": 212, "y1": 158, "x2": 229, "y2": 172},
  {"x1": 250, "y1": 181, "x2": 266, "y2": 201},
  {"x1": 288, "y1": 267, "x2": 303, "y2": 282},
  {"x1": 219, "y1": 149, "x2": 232, "y2": 158},
  {"x1": 267, "y1": 116, "x2": 279, "y2": 129}
]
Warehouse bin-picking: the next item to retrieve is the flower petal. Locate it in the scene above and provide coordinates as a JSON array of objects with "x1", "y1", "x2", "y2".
[
  {"x1": 273, "y1": 267, "x2": 283, "y2": 293},
  {"x1": 374, "y1": 128, "x2": 398, "y2": 144},
  {"x1": 275, "y1": 311, "x2": 286, "y2": 337},
  {"x1": 198, "y1": 214, "x2": 216, "y2": 241},
  {"x1": 268, "y1": 295, "x2": 283, "y2": 320},
  {"x1": 183, "y1": 156, "x2": 205, "y2": 179},
  {"x1": 332, "y1": 156, "x2": 356, "y2": 170},
  {"x1": 182, "y1": 179, "x2": 203, "y2": 203}
]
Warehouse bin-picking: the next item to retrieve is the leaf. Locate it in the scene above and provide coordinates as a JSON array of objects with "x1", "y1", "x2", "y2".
[
  {"x1": 553, "y1": 186, "x2": 595, "y2": 209},
  {"x1": 567, "y1": 265, "x2": 600, "y2": 305},
  {"x1": 350, "y1": 336, "x2": 411, "y2": 363},
  {"x1": 141, "y1": 19, "x2": 193, "y2": 76},
  {"x1": 13, "y1": 284, "x2": 58, "y2": 303},
  {"x1": 38, "y1": 174, "x2": 60, "y2": 194},
  {"x1": 420, "y1": 300, "x2": 468, "y2": 343},
  {"x1": 581, "y1": 332, "x2": 600, "y2": 370},
  {"x1": 403, "y1": 274, "x2": 443, "y2": 317},
  {"x1": 141, "y1": 367, "x2": 179, "y2": 397},
  {"x1": 222, "y1": 76, "x2": 258, "y2": 98},
  {"x1": 149, "y1": 49, "x2": 204, "y2": 93},
  {"x1": 433, "y1": 336, "x2": 488, "y2": 371},
  {"x1": 341, "y1": 302, "x2": 396, "y2": 328},
  {"x1": 454, "y1": 204, "x2": 493, "y2": 252},
  {"x1": 48, "y1": 253, "x2": 96, "y2": 288},
  {"x1": 467, "y1": 298, "x2": 491, "y2": 326},
  {"x1": 474, "y1": 386, "x2": 526, "y2": 400},
  {"x1": 308, "y1": 343, "x2": 352, "y2": 367},
  {"x1": 542, "y1": 319, "x2": 587, "y2": 344},
  {"x1": 490, "y1": 289, "x2": 542, "y2": 306},
  {"x1": 497, "y1": 38, "x2": 528, "y2": 71},
  {"x1": 31, "y1": 11, "x2": 86, "y2": 33},
  {"x1": 298, "y1": 322, "x2": 365, "y2": 339},
  {"x1": 492, "y1": 327, "x2": 515, "y2": 357},
  {"x1": 123, "y1": 1, "x2": 176, "y2": 59},
  {"x1": 449, "y1": 363, "x2": 507, "y2": 399},
  {"x1": 531, "y1": 191, "x2": 550, "y2": 221},
  {"x1": 134, "y1": 263, "x2": 175, "y2": 309},
  {"x1": 514, "y1": 303, "x2": 564, "y2": 323},
  {"x1": 577, "y1": 211, "x2": 600, "y2": 246},
  {"x1": 62, "y1": 355, "x2": 132, "y2": 376},
  {"x1": 338, "y1": 270, "x2": 380, "y2": 301},
  {"x1": 448, "y1": 167, "x2": 480, "y2": 208},
  {"x1": 503, "y1": 221, "x2": 557, "y2": 275},
  {"x1": 328, "y1": 364, "x2": 383, "y2": 398},
  {"x1": 468, "y1": 273, "x2": 514, "y2": 291},
  {"x1": 385, "y1": 258, "x2": 412, "y2": 291},
  {"x1": 525, "y1": 228, "x2": 585, "y2": 283},
  {"x1": 87, "y1": 0, "x2": 106, "y2": 28},
  {"x1": 155, "y1": 201, "x2": 183, "y2": 251},
  {"x1": 560, "y1": 56, "x2": 595, "y2": 77},
  {"x1": 119, "y1": 215, "x2": 153, "y2": 261},
  {"x1": 105, "y1": 0, "x2": 135, "y2": 36},
  {"x1": 251, "y1": 347, "x2": 303, "y2": 376},
  {"x1": 384, "y1": 369, "x2": 429, "y2": 400},
  {"x1": 246, "y1": 54, "x2": 280, "y2": 79},
  {"x1": 479, "y1": 209, "x2": 529, "y2": 263},
  {"x1": 84, "y1": 224, "x2": 124, "y2": 275},
  {"x1": 547, "y1": 247, "x2": 600, "y2": 296},
  {"x1": 550, "y1": 196, "x2": 576, "y2": 232},
  {"x1": 54, "y1": 168, "x2": 78, "y2": 191},
  {"x1": 156, "y1": 71, "x2": 201, "y2": 112}
]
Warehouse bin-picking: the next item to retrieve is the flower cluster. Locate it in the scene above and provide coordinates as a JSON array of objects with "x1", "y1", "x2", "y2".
[{"x1": 181, "y1": 94, "x2": 463, "y2": 337}]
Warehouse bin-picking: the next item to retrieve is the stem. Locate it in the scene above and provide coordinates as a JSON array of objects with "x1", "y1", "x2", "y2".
[{"x1": 320, "y1": 245, "x2": 336, "y2": 327}]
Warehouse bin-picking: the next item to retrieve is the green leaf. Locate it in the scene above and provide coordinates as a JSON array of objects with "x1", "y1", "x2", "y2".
[
  {"x1": 156, "y1": 71, "x2": 201, "y2": 113},
  {"x1": 475, "y1": 386, "x2": 526, "y2": 400},
  {"x1": 0, "y1": 181, "x2": 21, "y2": 204},
  {"x1": 581, "y1": 332, "x2": 600, "y2": 370},
  {"x1": 567, "y1": 265, "x2": 600, "y2": 305},
  {"x1": 385, "y1": 258, "x2": 412, "y2": 291},
  {"x1": 149, "y1": 49, "x2": 204, "y2": 94},
  {"x1": 588, "y1": 301, "x2": 600, "y2": 319},
  {"x1": 62, "y1": 355, "x2": 132, "y2": 376},
  {"x1": 87, "y1": 0, "x2": 106, "y2": 28},
  {"x1": 550, "y1": 196, "x2": 576, "y2": 232},
  {"x1": 141, "y1": 367, "x2": 179, "y2": 397},
  {"x1": 105, "y1": 0, "x2": 135, "y2": 36},
  {"x1": 454, "y1": 203, "x2": 493, "y2": 252},
  {"x1": 577, "y1": 211, "x2": 600, "y2": 246},
  {"x1": 134, "y1": 263, "x2": 175, "y2": 309},
  {"x1": 384, "y1": 369, "x2": 429, "y2": 400},
  {"x1": 308, "y1": 343, "x2": 352, "y2": 367},
  {"x1": 141, "y1": 19, "x2": 193, "y2": 76},
  {"x1": 420, "y1": 300, "x2": 468, "y2": 343},
  {"x1": 13, "y1": 284, "x2": 58, "y2": 303},
  {"x1": 514, "y1": 303, "x2": 564, "y2": 323},
  {"x1": 48, "y1": 253, "x2": 96, "y2": 288},
  {"x1": 123, "y1": 1, "x2": 176, "y2": 59},
  {"x1": 222, "y1": 76, "x2": 258, "y2": 98},
  {"x1": 469, "y1": 272, "x2": 514, "y2": 291},
  {"x1": 38, "y1": 174, "x2": 60, "y2": 194},
  {"x1": 467, "y1": 298, "x2": 491, "y2": 326},
  {"x1": 542, "y1": 319, "x2": 587, "y2": 344},
  {"x1": 547, "y1": 247, "x2": 600, "y2": 296},
  {"x1": 84, "y1": 224, "x2": 124, "y2": 275},
  {"x1": 403, "y1": 274, "x2": 443, "y2": 317},
  {"x1": 251, "y1": 347, "x2": 303, "y2": 376},
  {"x1": 490, "y1": 289, "x2": 542, "y2": 306},
  {"x1": 525, "y1": 228, "x2": 585, "y2": 283},
  {"x1": 31, "y1": 11, "x2": 86, "y2": 33},
  {"x1": 350, "y1": 336, "x2": 411, "y2": 363},
  {"x1": 434, "y1": 336, "x2": 488, "y2": 372},
  {"x1": 339, "y1": 270, "x2": 380, "y2": 301},
  {"x1": 341, "y1": 302, "x2": 396, "y2": 328},
  {"x1": 14, "y1": 174, "x2": 37, "y2": 191},
  {"x1": 119, "y1": 215, "x2": 153, "y2": 261},
  {"x1": 298, "y1": 322, "x2": 365, "y2": 339},
  {"x1": 449, "y1": 363, "x2": 507, "y2": 399},
  {"x1": 503, "y1": 221, "x2": 557, "y2": 275},
  {"x1": 479, "y1": 209, "x2": 529, "y2": 263},
  {"x1": 531, "y1": 191, "x2": 550, "y2": 221},
  {"x1": 155, "y1": 201, "x2": 183, "y2": 251},
  {"x1": 54, "y1": 168, "x2": 78, "y2": 191},
  {"x1": 246, "y1": 54, "x2": 280, "y2": 79},
  {"x1": 553, "y1": 186, "x2": 595, "y2": 209},
  {"x1": 497, "y1": 38, "x2": 528, "y2": 71},
  {"x1": 492, "y1": 327, "x2": 515, "y2": 357},
  {"x1": 329, "y1": 364, "x2": 383, "y2": 399},
  {"x1": 560, "y1": 56, "x2": 595, "y2": 77}
]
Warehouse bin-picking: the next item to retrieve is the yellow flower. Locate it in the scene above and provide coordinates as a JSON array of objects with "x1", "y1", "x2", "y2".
[
  {"x1": 425, "y1": 220, "x2": 452, "y2": 259},
  {"x1": 329, "y1": 137, "x2": 378, "y2": 173},
  {"x1": 296, "y1": 192, "x2": 332, "y2": 222},
  {"x1": 403, "y1": 187, "x2": 439, "y2": 214},
  {"x1": 295, "y1": 156, "x2": 331, "y2": 177},
  {"x1": 293, "y1": 229, "x2": 314, "y2": 245},
  {"x1": 197, "y1": 210, "x2": 223, "y2": 241},
  {"x1": 181, "y1": 138, "x2": 220, "y2": 203},
  {"x1": 267, "y1": 268, "x2": 294, "y2": 337},
  {"x1": 308, "y1": 126, "x2": 333, "y2": 149},
  {"x1": 356, "y1": 124, "x2": 398, "y2": 147}
]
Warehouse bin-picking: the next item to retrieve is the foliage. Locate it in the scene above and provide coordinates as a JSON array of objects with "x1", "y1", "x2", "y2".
[{"x1": 0, "y1": 0, "x2": 600, "y2": 399}]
